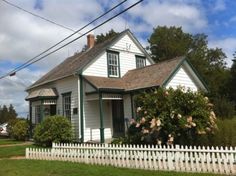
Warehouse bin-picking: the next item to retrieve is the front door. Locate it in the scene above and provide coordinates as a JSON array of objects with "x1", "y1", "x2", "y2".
[{"x1": 112, "y1": 100, "x2": 125, "y2": 137}]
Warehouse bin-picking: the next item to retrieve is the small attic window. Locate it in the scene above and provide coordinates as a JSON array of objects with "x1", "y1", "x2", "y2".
[
  {"x1": 136, "y1": 55, "x2": 146, "y2": 68},
  {"x1": 107, "y1": 51, "x2": 120, "y2": 77}
]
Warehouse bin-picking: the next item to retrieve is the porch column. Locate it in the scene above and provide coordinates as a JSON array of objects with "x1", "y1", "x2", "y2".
[
  {"x1": 99, "y1": 92, "x2": 105, "y2": 143},
  {"x1": 29, "y1": 101, "x2": 32, "y2": 138},
  {"x1": 130, "y1": 93, "x2": 134, "y2": 118},
  {"x1": 40, "y1": 100, "x2": 44, "y2": 122}
]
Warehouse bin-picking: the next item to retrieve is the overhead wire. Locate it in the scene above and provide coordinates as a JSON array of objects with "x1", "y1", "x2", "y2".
[
  {"x1": 0, "y1": 0, "x2": 129, "y2": 79},
  {"x1": 1, "y1": 0, "x2": 76, "y2": 32}
]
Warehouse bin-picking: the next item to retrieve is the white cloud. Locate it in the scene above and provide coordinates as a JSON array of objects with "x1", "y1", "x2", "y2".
[
  {"x1": 127, "y1": 0, "x2": 208, "y2": 33},
  {"x1": 209, "y1": 37, "x2": 236, "y2": 66},
  {"x1": 213, "y1": 0, "x2": 226, "y2": 12}
]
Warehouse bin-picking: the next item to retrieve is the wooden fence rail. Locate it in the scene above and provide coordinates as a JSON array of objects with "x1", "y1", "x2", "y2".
[{"x1": 25, "y1": 143, "x2": 236, "y2": 175}]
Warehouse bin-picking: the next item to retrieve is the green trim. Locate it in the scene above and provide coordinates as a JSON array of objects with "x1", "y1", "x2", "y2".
[
  {"x1": 85, "y1": 91, "x2": 98, "y2": 95},
  {"x1": 135, "y1": 55, "x2": 146, "y2": 68},
  {"x1": 62, "y1": 92, "x2": 72, "y2": 120},
  {"x1": 99, "y1": 92, "x2": 105, "y2": 143},
  {"x1": 79, "y1": 74, "x2": 84, "y2": 143},
  {"x1": 61, "y1": 92, "x2": 72, "y2": 96},
  {"x1": 162, "y1": 58, "x2": 185, "y2": 87},
  {"x1": 25, "y1": 96, "x2": 58, "y2": 101},
  {"x1": 29, "y1": 101, "x2": 33, "y2": 138},
  {"x1": 125, "y1": 85, "x2": 160, "y2": 94},
  {"x1": 130, "y1": 93, "x2": 134, "y2": 118},
  {"x1": 107, "y1": 50, "x2": 120, "y2": 78},
  {"x1": 185, "y1": 59, "x2": 209, "y2": 92},
  {"x1": 40, "y1": 100, "x2": 44, "y2": 122},
  {"x1": 162, "y1": 58, "x2": 209, "y2": 92}
]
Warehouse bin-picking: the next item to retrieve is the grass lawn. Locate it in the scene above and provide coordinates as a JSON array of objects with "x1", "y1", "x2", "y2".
[
  {"x1": 0, "y1": 145, "x2": 34, "y2": 158},
  {"x1": 0, "y1": 138, "x2": 24, "y2": 145},
  {"x1": 0, "y1": 160, "x2": 221, "y2": 176}
]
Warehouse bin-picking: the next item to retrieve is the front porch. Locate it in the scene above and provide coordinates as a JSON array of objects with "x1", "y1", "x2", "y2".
[
  {"x1": 84, "y1": 93, "x2": 133, "y2": 143},
  {"x1": 26, "y1": 88, "x2": 58, "y2": 127}
]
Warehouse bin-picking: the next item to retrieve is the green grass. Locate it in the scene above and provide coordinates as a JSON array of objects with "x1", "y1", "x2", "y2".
[
  {"x1": 0, "y1": 138, "x2": 24, "y2": 145},
  {"x1": 0, "y1": 159, "x2": 220, "y2": 176},
  {"x1": 0, "y1": 145, "x2": 34, "y2": 158}
]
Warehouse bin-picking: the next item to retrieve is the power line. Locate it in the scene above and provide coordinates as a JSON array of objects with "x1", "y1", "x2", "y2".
[
  {"x1": 1, "y1": 0, "x2": 75, "y2": 32},
  {"x1": 9, "y1": 0, "x2": 144, "y2": 76},
  {"x1": 0, "y1": 0, "x2": 129, "y2": 79}
]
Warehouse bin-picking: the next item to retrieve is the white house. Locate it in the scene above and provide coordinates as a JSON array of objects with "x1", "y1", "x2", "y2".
[{"x1": 25, "y1": 29, "x2": 208, "y2": 143}]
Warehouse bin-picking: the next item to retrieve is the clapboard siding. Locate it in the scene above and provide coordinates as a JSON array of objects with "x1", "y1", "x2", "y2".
[
  {"x1": 54, "y1": 76, "x2": 79, "y2": 139},
  {"x1": 83, "y1": 33, "x2": 151, "y2": 77},
  {"x1": 83, "y1": 98, "x2": 112, "y2": 142},
  {"x1": 110, "y1": 34, "x2": 143, "y2": 54},
  {"x1": 30, "y1": 76, "x2": 80, "y2": 139},
  {"x1": 166, "y1": 66, "x2": 198, "y2": 91}
]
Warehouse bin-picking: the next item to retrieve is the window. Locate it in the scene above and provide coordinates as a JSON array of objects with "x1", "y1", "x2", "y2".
[
  {"x1": 136, "y1": 56, "x2": 146, "y2": 68},
  {"x1": 107, "y1": 51, "x2": 120, "y2": 77},
  {"x1": 62, "y1": 93, "x2": 71, "y2": 120}
]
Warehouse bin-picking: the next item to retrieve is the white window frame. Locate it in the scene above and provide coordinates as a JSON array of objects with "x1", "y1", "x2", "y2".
[
  {"x1": 62, "y1": 93, "x2": 71, "y2": 120},
  {"x1": 136, "y1": 55, "x2": 146, "y2": 68},
  {"x1": 107, "y1": 51, "x2": 120, "y2": 77}
]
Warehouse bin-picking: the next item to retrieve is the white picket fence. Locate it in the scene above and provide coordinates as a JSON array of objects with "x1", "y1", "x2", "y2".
[{"x1": 25, "y1": 143, "x2": 236, "y2": 175}]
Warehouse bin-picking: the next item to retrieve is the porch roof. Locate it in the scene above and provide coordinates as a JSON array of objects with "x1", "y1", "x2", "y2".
[
  {"x1": 84, "y1": 57, "x2": 184, "y2": 92},
  {"x1": 25, "y1": 88, "x2": 58, "y2": 101}
]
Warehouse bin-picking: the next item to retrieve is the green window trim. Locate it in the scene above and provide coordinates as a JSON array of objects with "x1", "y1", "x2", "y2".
[
  {"x1": 107, "y1": 50, "x2": 121, "y2": 78},
  {"x1": 135, "y1": 55, "x2": 146, "y2": 68},
  {"x1": 62, "y1": 92, "x2": 72, "y2": 120}
]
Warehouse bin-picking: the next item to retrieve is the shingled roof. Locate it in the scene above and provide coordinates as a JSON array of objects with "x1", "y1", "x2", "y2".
[
  {"x1": 27, "y1": 29, "x2": 138, "y2": 90},
  {"x1": 84, "y1": 57, "x2": 185, "y2": 92}
]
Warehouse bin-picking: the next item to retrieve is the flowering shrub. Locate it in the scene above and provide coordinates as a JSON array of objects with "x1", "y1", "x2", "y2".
[{"x1": 128, "y1": 87, "x2": 217, "y2": 145}]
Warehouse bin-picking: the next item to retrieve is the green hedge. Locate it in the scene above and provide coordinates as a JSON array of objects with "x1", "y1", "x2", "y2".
[{"x1": 33, "y1": 115, "x2": 73, "y2": 147}]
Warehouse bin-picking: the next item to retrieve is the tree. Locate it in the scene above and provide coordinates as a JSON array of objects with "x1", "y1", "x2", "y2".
[
  {"x1": 96, "y1": 29, "x2": 118, "y2": 44},
  {"x1": 0, "y1": 104, "x2": 17, "y2": 124},
  {"x1": 8, "y1": 104, "x2": 17, "y2": 121},
  {"x1": 148, "y1": 26, "x2": 192, "y2": 62},
  {"x1": 228, "y1": 55, "x2": 236, "y2": 104},
  {"x1": 148, "y1": 26, "x2": 228, "y2": 96},
  {"x1": 127, "y1": 88, "x2": 217, "y2": 145}
]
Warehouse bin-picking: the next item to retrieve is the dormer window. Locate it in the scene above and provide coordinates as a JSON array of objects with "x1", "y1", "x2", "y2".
[
  {"x1": 107, "y1": 51, "x2": 120, "y2": 77},
  {"x1": 136, "y1": 55, "x2": 146, "y2": 68}
]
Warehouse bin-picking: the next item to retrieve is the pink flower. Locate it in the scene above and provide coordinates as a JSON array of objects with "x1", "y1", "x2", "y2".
[
  {"x1": 136, "y1": 123, "x2": 140, "y2": 128},
  {"x1": 142, "y1": 128, "x2": 149, "y2": 134},
  {"x1": 130, "y1": 118, "x2": 136, "y2": 125},
  {"x1": 150, "y1": 118, "x2": 156, "y2": 128},
  {"x1": 187, "y1": 116, "x2": 192, "y2": 123},
  {"x1": 157, "y1": 139, "x2": 162, "y2": 145},
  {"x1": 140, "y1": 117, "x2": 146, "y2": 124},
  {"x1": 177, "y1": 114, "x2": 182, "y2": 119},
  {"x1": 136, "y1": 107, "x2": 141, "y2": 113},
  {"x1": 156, "y1": 119, "x2": 161, "y2": 126}
]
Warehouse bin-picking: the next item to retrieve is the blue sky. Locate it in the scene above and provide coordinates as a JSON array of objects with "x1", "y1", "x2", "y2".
[{"x1": 0, "y1": 0, "x2": 236, "y2": 117}]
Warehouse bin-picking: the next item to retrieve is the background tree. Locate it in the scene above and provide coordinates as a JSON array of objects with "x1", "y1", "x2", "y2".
[
  {"x1": 148, "y1": 26, "x2": 233, "y2": 117},
  {"x1": 148, "y1": 26, "x2": 192, "y2": 61},
  {"x1": 227, "y1": 55, "x2": 236, "y2": 107},
  {"x1": 96, "y1": 29, "x2": 118, "y2": 44},
  {"x1": 0, "y1": 104, "x2": 17, "y2": 124}
]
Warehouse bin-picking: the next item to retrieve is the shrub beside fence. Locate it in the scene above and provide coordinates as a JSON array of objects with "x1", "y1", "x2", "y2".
[{"x1": 26, "y1": 143, "x2": 236, "y2": 175}]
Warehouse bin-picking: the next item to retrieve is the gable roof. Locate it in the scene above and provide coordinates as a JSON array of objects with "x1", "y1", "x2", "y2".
[
  {"x1": 84, "y1": 57, "x2": 187, "y2": 92},
  {"x1": 27, "y1": 29, "x2": 153, "y2": 91}
]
